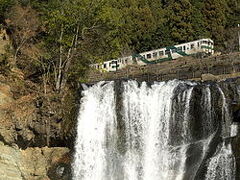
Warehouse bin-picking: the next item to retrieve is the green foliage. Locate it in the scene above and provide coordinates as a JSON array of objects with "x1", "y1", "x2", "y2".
[
  {"x1": 0, "y1": 0, "x2": 239, "y2": 89},
  {"x1": 0, "y1": 0, "x2": 14, "y2": 20},
  {"x1": 202, "y1": 0, "x2": 228, "y2": 47},
  {"x1": 165, "y1": 0, "x2": 194, "y2": 43},
  {"x1": 226, "y1": 0, "x2": 240, "y2": 27},
  {"x1": 191, "y1": 1, "x2": 210, "y2": 39}
]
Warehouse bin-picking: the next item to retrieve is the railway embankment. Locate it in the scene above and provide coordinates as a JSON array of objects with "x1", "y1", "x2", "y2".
[{"x1": 87, "y1": 52, "x2": 240, "y2": 83}]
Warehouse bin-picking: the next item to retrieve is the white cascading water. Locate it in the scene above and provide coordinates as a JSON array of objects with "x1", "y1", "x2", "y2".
[
  {"x1": 218, "y1": 87, "x2": 231, "y2": 137},
  {"x1": 72, "y1": 80, "x2": 236, "y2": 180},
  {"x1": 122, "y1": 80, "x2": 197, "y2": 180},
  {"x1": 205, "y1": 142, "x2": 236, "y2": 180},
  {"x1": 122, "y1": 80, "x2": 180, "y2": 179},
  {"x1": 181, "y1": 86, "x2": 194, "y2": 142},
  {"x1": 72, "y1": 82, "x2": 117, "y2": 180},
  {"x1": 205, "y1": 87, "x2": 236, "y2": 180},
  {"x1": 202, "y1": 87, "x2": 214, "y2": 135}
]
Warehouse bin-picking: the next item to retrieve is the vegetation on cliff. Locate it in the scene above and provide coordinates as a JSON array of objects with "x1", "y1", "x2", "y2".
[
  {"x1": 0, "y1": 0, "x2": 239, "y2": 146},
  {"x1": 0, "y1": 0, "x2": 239, "y2": 93}
]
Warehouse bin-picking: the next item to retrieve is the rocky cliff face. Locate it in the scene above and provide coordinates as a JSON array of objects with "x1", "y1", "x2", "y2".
[
  {"x1": 0, "y1": 81, "x2": 74, "y2": 149},
  {"x1": 0, "y1": 82, "x2": 73, "y2": 180},
  {"x1": 0, "y1": 28, "x2": 76, "y2": 180},
  {"x1": 1, "y1": 76, "x2": 240, "y2": 180},
  {"x1": 0, "y1": 143, "x2": 70, "y2": 180},
  {"x1": 1, "y1": 27, "x2": 240, "y2": 179}
]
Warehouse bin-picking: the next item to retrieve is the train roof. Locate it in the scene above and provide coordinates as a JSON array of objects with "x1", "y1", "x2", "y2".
[
  {"x1": 139, "y1": 38, "x2": 214, "y2": 55},
  {"x1": 91, "y1": 38, "x2": 214, "y2": 65}
]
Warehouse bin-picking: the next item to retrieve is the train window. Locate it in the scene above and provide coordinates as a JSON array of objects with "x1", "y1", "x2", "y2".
[
  {"x1": 103, "y1": 64, "x2": 107, "y2": 68},
  {"x1": 177, "y1": 47, "x2": 182, "y2": 51},
  {"x1": 190, "y1": 44, "x2": 194, "y2": 49},
  {"x1": 197, "y1": 42, "x2": 200, "y2": 47},
  {"x1": 159, "y1": 51, "x2": 164, "y2": 56},
  {"x1": 153, "y1": 52, "x2": 157, "y2": 58},
  {"x1": 172, "y1": 48, "x2": 177, "y2": 53},
  {"x1": 125, "y1": 59, "x2": 128, "y2": 63},
  {"x1": 143, "y1": 55, "x2": 146, "y2": 58},
  {"x1": 147, "y1": 54, "x2": 151, "y2": 59},
  {"x1": 165, "y1": 49, "x2": 170, "y2": 55}
]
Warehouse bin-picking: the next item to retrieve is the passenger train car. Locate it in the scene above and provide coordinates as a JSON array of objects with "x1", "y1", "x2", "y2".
[{"x1": 91, "y1": 38, "x2": 214, "y2": 72}]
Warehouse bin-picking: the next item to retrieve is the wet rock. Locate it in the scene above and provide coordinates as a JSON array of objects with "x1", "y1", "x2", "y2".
[{"x1": 48, "y1": 162, "x2": 72, "y2": 180}]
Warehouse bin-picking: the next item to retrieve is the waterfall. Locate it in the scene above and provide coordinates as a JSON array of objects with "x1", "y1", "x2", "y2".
[
  {"x1": 72, "y1": 80, "x2": 236, "y2": 180},
  {"x1": 72, "y1": 82, "x2": 117, "y2": 180},
  {"x1": 205, "y1": 142, "x2": 236, "y2": 180},
  {"x1": 204, "y1": 86, "x2": 236, "y2": 180},
  {"x1": 218, "y1": 86, "x2": 231, "y2": 138}
]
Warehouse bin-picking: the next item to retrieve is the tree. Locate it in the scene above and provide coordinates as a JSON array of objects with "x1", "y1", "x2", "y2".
[
  {"x1": 202, "y1": 0, "x2": 228, "y2": 48},
  {"x1": 100, "y1": 0, "x2": 166, "y2": 53},
  {"x1": 226, "y1": 0, "x2": 240, "y2": 27},
  {"x1": 0, "y1": 0, "x2": 14, "y2": 22},
  {"x1": 6, "y1": 4, "x2": 40, "y2": 64},
  {"x1": 40, "y1": 0, "x2": 97, "y2": 92},
  {"x1": 191, "y1": 0, "x2": 210, "y2": 40},
  {"x1": 135, "y1": 0, "x2": 166, "y2": 51},
  {"x1": 165, "y1": 0, "x2": 195, "y2": 44}
]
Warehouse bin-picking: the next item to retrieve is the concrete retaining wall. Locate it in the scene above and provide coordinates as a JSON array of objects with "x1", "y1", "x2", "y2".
[{"x1": 87, "y1": 52, "x2": 240, "y2": 83}]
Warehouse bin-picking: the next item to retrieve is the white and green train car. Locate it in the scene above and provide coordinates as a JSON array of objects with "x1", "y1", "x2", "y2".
[{"x1": 91, "y1": 38, "x2": 214, "y2": 72}]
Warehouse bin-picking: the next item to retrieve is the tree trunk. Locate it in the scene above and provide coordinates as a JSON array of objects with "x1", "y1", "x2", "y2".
[
  {"x1": 60, "y1": 26, "x2": 80, "y2": 91},
  {"x1": 56, "y1": 26, "x2": 64, "y2": 92}
]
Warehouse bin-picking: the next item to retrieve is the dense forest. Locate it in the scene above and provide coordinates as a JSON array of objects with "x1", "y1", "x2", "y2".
[{"x1": 0, "y1": 0, "x2": 240, "y2": 92}]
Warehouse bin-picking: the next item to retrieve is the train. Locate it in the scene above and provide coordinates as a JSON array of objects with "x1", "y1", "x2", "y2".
[{"x1": 91, "y1": 38, "x2": 214, "y2": 72}]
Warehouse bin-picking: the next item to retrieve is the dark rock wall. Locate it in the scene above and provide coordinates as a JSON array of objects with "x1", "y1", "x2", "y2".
[{"x1": 218, "y1": 78, "x2": 240, "y2": 179}]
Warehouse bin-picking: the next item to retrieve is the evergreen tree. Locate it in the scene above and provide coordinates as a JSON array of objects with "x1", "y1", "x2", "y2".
[
  {"x1": 143, "y1": 0, "x2": 167, "y2": 50},
  {"x1": 0, "y1": 0, "x2": 14, "y2": 22},
  {"x1": 202, "y1": 0, "x2": 228, "y2": 48},
  {"x1": 165, "y1": 0, "x2": 194, "y2": 44},
  {"x1": 99, "y1": 0, "x2": 160, "y2": 53},
  {"x1": 226, "y1": 0, "x2": 240, "y2": 27},
  {"x1": 191, "y1": 0, "x2": 210, "y2": 39}
]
